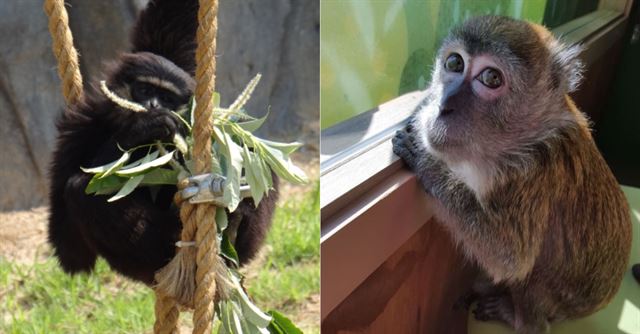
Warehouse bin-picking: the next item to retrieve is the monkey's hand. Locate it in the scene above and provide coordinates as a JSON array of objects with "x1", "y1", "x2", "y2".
[
  {"x1": 114, "y1": 108, "x2": 184, "y2": 149},
  {"x1": 392, "y1": 124, "x2": 423, "y2": 171},
  {"x1": 393, "y1": 121, "x2": 451, "y2": 195}
]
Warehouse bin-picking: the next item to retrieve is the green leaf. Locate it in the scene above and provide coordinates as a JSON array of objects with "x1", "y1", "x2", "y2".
[
  {"x1": 243, "y1": 321, "x2": 270, "y2": 334},
  {"x1": 226, "y1": 134, "x2": 244, "y2": 212},
  {"x1": 115, "y1": 150, "x2": 174, "y2": 176},
  {"x1": 237, "y1": 289, "x2": 272, "y2": 328},
  {"x1": 218, "y1": 321, "x2": 228, "y2": 334},
  {"x1": 267, "y1": 322, "x2": 283, "y2": 334},
  {"x1": 213, "y1": 127, "x2": 229, "y2": 162},
  {"x1": 262, "y1": 145, "x2": 308, "y2": 184},
  {"x1": 241, "y1": 145, "x2": 265, "y2": 206},
  {"x1": 101, "y1": 150, "x2": 132, "y2": 178},
  {"x1": 221, "y1": 300, "x2": 243, "y2": 334},
  {"x1": 258, "y1": 139, "x2": 303, "y2": 156},
  {"x1": 224, "y1": 122, "x2": 306, "y2": 185},
  {"x1": 267, "y1": 311, "x2": 302, "y2": 334},
  {"x1": 232, "y1": 309, "x2": 244, "y2": 334},
  {"x1": 85, "y1": 174, "x2": 127, "y2": 195},
  {"x1": 80, "y1": 150, "x2": 130, "y2": 177},
  {"x1": 235, "y1": 112, "x2": 268, "y2": 132},
  {"x1": 220, "y1": 234, "x2": 240, "y2": 268},
  {"x1": 217, "y1": 108, "x2": 256, "y2": 122},
  {"x1": 216, "y1": 207, "x2": 229, "y2": 232},
  {"x1": 171, "y1": 110, "x2": 192, "y2": 132},
  {"x1": 255, "y1": 152, "x2": 273, "y2": 193},
  {"x1": 213, "y1": 92, "x2": 221, "y2": 108},
  {"x1": 107, "y1": 175, "x2": 144, "y2": 202},
  {"x1": 120, "y1": 150, "x2": 159, "y2": 170},
  {"x1": 140, "y1": 168, "x2": 179, "y2": 185},
  {"x1": 259, "y1": 158, "x2": 274, "y2": 189},
  {"x1": 214, "y1": 127, "x2": 243, "y2": 211},
  {"x1": 220, "y1": 301, "x2": 234, "y2": 334}
]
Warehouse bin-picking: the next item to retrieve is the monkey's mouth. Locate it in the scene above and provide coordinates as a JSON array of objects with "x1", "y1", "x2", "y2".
[
  {"x1": 427, "y1": 119, "x2": 467, "y2": 152},
  {"x1": 428, "y1": 134, "x2": 455, "y2": 152}
]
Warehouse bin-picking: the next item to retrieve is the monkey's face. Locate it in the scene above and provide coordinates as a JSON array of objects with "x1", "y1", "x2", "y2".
[
  {"x1": 415, "y1": 45, "x2": 513, "y2": 163},
  {"x1": 414, "y1": 16, "x2": 581, "y2": 164},
  {"x1": 109, "y1": 52, "x2": 195, "y2": 112}
]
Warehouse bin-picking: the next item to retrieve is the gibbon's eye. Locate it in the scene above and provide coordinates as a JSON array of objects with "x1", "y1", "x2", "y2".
[
  {"x1": 132, "y1": 82, "x2": 155, "y2": 101},
  {"x1": 444, "y1": 53, "x2": 464, "y2": 73},
  {"x1": 159, "y1": 92, "x2": 179, "y2": 108},
  {"x1": 478, "y1": 68, "x2": 503, "y2": 89}
]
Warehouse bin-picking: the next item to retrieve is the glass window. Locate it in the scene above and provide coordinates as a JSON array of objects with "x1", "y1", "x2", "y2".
[
  {"x1": 320, "y1": 0, "x2": 598, "y2": 129},
  {"x1": 320, "y1": 0, "x2": 547, "y2": 129},
  {"x1": 542, "y1": 0, "x2": 599, "y2": 28}
]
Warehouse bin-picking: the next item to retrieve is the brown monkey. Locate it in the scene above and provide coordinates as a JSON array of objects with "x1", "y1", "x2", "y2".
[{"x1": 393, "y1": 16, "x2": 631, "y2": 333}]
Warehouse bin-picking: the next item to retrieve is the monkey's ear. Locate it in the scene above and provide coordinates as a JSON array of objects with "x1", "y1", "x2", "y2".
[{"x1": 550, "y1": 42, "x2": 584, "y2": 93}]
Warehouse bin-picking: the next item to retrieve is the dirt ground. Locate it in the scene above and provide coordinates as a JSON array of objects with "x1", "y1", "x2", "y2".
[
  {"x1": 0, "y1": 206, "x2": 52, "y2": 264},
  {"x1": 0, "y1": 150, "x2": 320, "y2": 332}
]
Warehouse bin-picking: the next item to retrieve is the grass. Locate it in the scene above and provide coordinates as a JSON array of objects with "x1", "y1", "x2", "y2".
[
  {"x1": 247, "y1": 182, "x2": 320, "y2": 318},
  {"x1": 0, "y1": 182, "x2": 319, "y2": 334}
]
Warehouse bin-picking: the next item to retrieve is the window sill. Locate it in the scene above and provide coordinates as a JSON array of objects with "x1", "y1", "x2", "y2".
[{"x1": 320, "y1": 91, "x2": 434, "y2": 319}]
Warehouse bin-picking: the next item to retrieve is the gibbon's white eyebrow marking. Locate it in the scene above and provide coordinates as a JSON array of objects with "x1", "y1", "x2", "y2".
[
  {"x1": 100, "y1": 80, "x2": 147, "y2": 113},
  {"x1": 136, "y1": 75, "x2": 182, "y2": 96}
]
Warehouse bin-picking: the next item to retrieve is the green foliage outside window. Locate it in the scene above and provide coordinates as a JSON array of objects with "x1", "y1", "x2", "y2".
[{"x1": 320, "y1": 0, "x2": 595, "y2": 129}]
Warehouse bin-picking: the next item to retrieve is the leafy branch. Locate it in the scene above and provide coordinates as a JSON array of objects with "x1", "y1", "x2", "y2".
[{"x1": 83, "y1": 74, "x2": 306, "y2": 334}]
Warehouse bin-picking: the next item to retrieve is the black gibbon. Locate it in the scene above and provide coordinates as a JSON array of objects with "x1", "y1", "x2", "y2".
[{"x1": 48, "y1": 0, "x2": 278, "y2": 285}]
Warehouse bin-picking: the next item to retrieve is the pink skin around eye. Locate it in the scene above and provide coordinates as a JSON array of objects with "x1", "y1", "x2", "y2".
[{"x1": 467, "y1": 54, "x2": 509, "y2": 101}]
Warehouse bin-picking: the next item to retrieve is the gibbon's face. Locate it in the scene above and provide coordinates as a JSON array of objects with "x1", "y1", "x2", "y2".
[
  {"x1": 110, "y1": 52, "x2": 196, "y2": 112},
  {"x1": 130, "y1": 78, "x2": 187, "y2": 111},
  {"x1": 413, "y1": 16, "x2": 578, "y2": 163}
]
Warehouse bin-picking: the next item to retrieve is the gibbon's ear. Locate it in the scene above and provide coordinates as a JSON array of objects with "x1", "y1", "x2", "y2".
[{"x1": 549, "y1": 42, "x2": 584, "y2": 93}]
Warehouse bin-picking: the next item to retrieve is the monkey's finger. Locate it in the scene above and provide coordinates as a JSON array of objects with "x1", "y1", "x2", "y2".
[
  {"x1": 393, "y1": 145, "x2": 415, "y2": 167},
  {"x1": 405, "y1": 122, "x2": 414, "y2": 133},
  {"x1": 392, "y1": 130, "x2": 408, "y2": 146}
]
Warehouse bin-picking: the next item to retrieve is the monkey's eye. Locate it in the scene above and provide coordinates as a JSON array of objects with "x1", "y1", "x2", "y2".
[
  {"x1": 444, "y1": 53, "x2": 464, "y2": 73},
  {"x1": 478, "y1": 68, "x2": 503, "y2": 89}
]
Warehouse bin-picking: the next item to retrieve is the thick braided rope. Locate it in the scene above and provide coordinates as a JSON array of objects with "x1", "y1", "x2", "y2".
[
  {"x1": 44, "y1": 0, "x2": 83, "y2": 106},
  {"x1": 153, "y1": 290, "x2": 180, "y2": 334},
  {"x1": 152, "y1": 0, "x2": 219, "y2": 333},
  {"x1": 153, "y1": 201, "x2": 196, "y2": 334},
  {"x1": 191, "y1": 0, "x2": 219, "y2": 332}
]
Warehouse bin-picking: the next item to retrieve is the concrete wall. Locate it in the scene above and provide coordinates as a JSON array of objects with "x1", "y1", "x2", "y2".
[{"x1": 0, "y1": 0, "x2": 318, "y2": 211}]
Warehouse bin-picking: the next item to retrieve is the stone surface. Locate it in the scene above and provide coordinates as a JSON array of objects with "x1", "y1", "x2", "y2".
[{"x1": 0, "y1": 0, "x2": 318, "y2": 210}]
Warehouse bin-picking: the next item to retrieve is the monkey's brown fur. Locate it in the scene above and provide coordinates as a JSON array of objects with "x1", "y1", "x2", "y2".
[{"x1": 393, "y1": 16, "x2": 631, "y2": 333}]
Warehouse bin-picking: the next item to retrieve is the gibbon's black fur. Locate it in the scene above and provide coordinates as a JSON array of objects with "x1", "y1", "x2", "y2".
[{"x1": 48, "y1": 0, "x2": 278, "y2": 285}]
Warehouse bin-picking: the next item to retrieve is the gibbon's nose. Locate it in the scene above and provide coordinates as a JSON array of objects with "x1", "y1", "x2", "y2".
[{"x1": 146, "y1": 98, "x2": 160, "y2": 110}]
